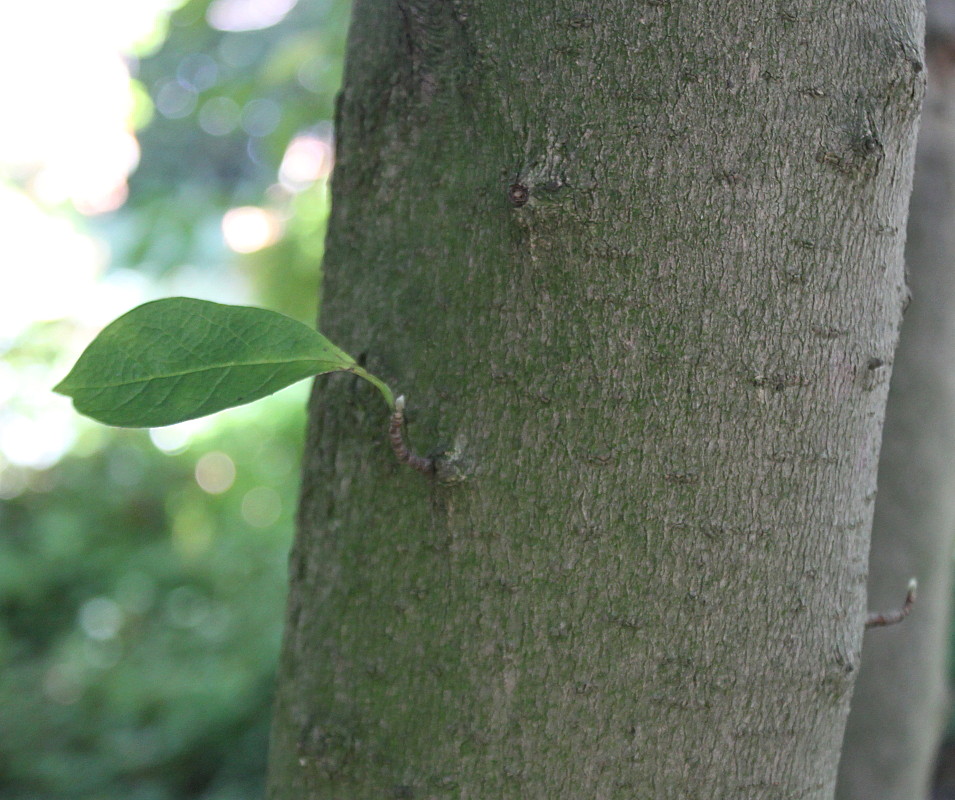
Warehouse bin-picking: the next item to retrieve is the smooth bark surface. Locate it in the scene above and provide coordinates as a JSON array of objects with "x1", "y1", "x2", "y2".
[
  {"x1": 837, "y1": 5, "x2": 955, "y2": 798},
  {"x1": 268, "y1": 2, "x2": 924, "y2": 797}
]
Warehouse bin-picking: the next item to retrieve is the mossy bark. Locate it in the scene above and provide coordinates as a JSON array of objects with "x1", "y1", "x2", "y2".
[
  {"x1": 267, "y1": 2, "x2": 924, "y2": 797},
  {"x1": 837, "y1": 5, "x2": 955, "y2": 798}
]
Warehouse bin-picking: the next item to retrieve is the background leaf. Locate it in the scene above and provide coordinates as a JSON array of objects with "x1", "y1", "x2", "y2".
[{"x1": 55, "y1": 298, "x2": 365, "y2": 427}]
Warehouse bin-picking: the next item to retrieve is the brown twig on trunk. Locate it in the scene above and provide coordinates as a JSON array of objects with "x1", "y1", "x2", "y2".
[
  {"x1": 865, "y1": 578, "x2": 917, "y2": 629},
  {"x1": 389, "y1": 395, "x2": 434, "y2": 475}
]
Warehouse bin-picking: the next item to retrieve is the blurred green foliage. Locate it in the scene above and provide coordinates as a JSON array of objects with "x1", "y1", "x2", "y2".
[
  {"x1": 0, "y1": 406, "x2": 303, "y2": 799},
  {"x1": 104, "y1": 0, "x2": 349, "y2": 321},
  {"x1": 0, "y1": 0, "x2": 351, "y2": 797}
]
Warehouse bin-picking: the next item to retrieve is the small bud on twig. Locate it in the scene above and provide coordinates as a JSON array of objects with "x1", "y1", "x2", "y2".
[{"x1": 865, "y1": 578, "x2": 917, "y2": 629}]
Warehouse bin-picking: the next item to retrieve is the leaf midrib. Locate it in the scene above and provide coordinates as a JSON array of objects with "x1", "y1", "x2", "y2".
[{"x1": 59, "y1": 356, "x2": 349, "y2": 392}]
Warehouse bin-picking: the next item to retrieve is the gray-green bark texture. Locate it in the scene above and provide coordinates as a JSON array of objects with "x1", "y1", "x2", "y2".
[
  {"x1": 837, "y1": 4, "x2": 955, "y2": 798},
  {"x1": 267, "y1": 2, "x2": 925, "y2": 797}
]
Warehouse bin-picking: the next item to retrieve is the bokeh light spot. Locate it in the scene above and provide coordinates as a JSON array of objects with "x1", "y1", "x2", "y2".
[
  {"x1": 279, "y1": 134, "x2": 333, "y2": 192},
  {"x1": 199, "y1": 96, "x2": 241, "y2": 136},
  {"x1": 149, "y1": 417, "x2": 210, "y2": 454},
  {"x1": 195, "y1": 451, "x2": 236, "y2": 494},
  {"x1": 155, "y1": 79, "x2": 197, "y2": 118},
  {"x1": 241, "y1": 486, "x2": 282, "y2": 528},
  {"x1": 297, "y1": 56, "x2": 331, "y2": 94},
  {"x1": 176, "y1": 53, "x2": 219, "y2": 92},
  {"x1": 221, "y1": 206, "x2": 283, "y2": 253},
  {"x1": 79, "y1": 596, "x2": 124, "y2": 640},
  {"x1": 207, "y1": 0, "x2": 298, "y2": 32}
]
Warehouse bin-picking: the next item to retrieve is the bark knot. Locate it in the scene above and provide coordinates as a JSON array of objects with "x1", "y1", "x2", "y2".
[{"x1": 507, "y1": 182, "x2": 529, "y2": 207}]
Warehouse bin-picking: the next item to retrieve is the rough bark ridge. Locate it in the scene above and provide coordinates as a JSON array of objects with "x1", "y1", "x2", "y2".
[
  {"x1": 268, "y1": 2, "x2": 924, "y2": 797},
  {"x1": 837, "y1": 4, "x2": 955, "y2": 797}
]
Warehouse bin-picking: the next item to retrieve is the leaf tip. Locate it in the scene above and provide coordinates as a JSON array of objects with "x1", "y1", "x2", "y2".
[{"x1": 52, "y1": 375, "x2": 73, "y2": 397}]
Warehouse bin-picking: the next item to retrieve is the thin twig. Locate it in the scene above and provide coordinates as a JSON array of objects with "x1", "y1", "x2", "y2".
[
  {"x1": 389, "y1": 395, "x2": 435, "y2": 475},
  {"x1": 865, "y1": 578, "x2": 917, "y2": 629}
]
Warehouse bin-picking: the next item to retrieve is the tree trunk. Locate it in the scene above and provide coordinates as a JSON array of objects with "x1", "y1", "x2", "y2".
[
  {"x1": 837, "y1": 5, "x2": 955, "y2": 798},
  {"x1": 267, "y1": 2, "x2": 924, "y2": 797}
]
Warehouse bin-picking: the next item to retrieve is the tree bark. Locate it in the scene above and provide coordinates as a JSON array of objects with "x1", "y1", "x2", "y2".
[
  {"x1": 267, "y1": 2, "x2": 924, "y2": 797},
  {"x1": 837, "y1": 4, "x2": 955, "y2": 798}
]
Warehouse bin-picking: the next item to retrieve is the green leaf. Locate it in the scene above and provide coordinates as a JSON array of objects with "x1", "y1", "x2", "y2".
[{"x1": 55, "y1": 298, "x2": 394, "y2": 427}]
